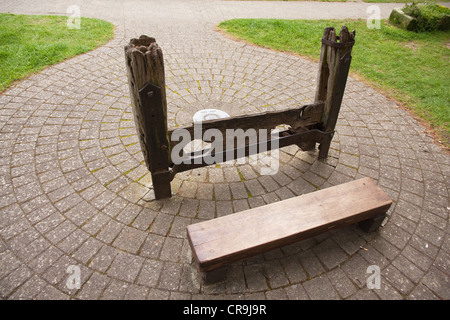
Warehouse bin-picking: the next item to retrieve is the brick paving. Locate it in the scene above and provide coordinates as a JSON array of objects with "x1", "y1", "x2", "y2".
[{"x1": 0, "y1": 0, "x2": 449, "y2": 300}]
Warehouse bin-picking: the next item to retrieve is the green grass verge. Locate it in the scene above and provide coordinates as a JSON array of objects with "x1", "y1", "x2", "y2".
[
  {"x1": 226, "y1": 0, "x2": 347, "y2": 2},
  {"x1": 218, "y1": 18, "x2": 450, "y2": 147},
  {"x1": 0, "y1": 13, "x2": 114, "y2": 92},
  {"x1": 224, "y1": 0, "x2": 438, "y2": 2},
  {"x1": 364, "y1": 0, "x2": 448, "y2": 2}
]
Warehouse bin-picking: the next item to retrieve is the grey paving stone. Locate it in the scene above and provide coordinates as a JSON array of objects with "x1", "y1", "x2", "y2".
[
  {"x1": 159, "y1": 237, "x2": 184, "y2": 262},
  {"x1": 177, "y1": 181, "x2": 198, "y2": 198},
  {"x1": 101, "y1": 279, "x2": 129, "y2": 300},
  {"x1": 0, "y1": 264, "x2": 32, "y2": 298},
  {"x1": 150, "y1": 213, "x2": 174, "y2": 236},
  {"x1": 420, "y1": 266, "x2": 450, "y2": 299},
  {"x1": 29, "y1": 246, "x2": 63, "y2": 274},
  {"x1": 0, "y1": 217, "x2": 30, "y2": 240},
  {"x1": 216, "y1": 200, "x2": 233, "y2": 217},
  {"x1": 115, "y1": 203, "x2": 143, "y2": 225},
  {"x1": 16, "y1": 237, "x2": 51, "y2": 263},
  {"x1": 147, "y1": 288, "x2": 170, "y2": 300},
  {"x1": 81, "y1": 213, "x2": 110, "y2": 236},
  {"x1": 64, "y1": 201, "x2": 98, "y2": 226},
  {"x1": 328, "y1": 267, "x2": 357, "y2": 299},
  {"x1": 244, "y1": 179, "x2": 266, "y2": 197},
  {"x1": 370, "y1": 236, "x2": 401, "y2": 262},
  {"x1": 77, "y1": 272, "x2": 110, "y2": 300},
  {"x1": 434, "y1": 249, "x2": 450, "y2": 274},
  {"x1": 107, "y1": 251, "x2": 144, "y2": 283},
  {"x1": 313, "y1": 239, "x2": 348, "y2": 270},
  {"x1": 407, "y1": 283, "x2": 440, "y2": 300},
  {"x1": 96, "y1": 219, "x2": 123, "y2": 244},
  {"x1": 42, "y1": 255, "x2": 76, "y2": 286},
  {"x1": 72, "y1": 237, "x2": 103, "y2": 264},
  {"x1": 285, "y1": 284, "x2": 309, "y2": 300},
  {"x1": 132, "y1": 208, "x2": 158, "y2": 230},
  {"x1": 139, "y1": 234, "x2": 165, "y2": 259},
  {"x1": 262, "y1": 260, "x2": 289, "y2": 289},
  {"x1": 214, "y1": 183, "x2": 232, "y2": 201},
  {"x1": 89, "y1": 245, "x2": 120, "y2": 273},
  {"x1": 224, "y1": 265, "x2": 246, "y2": 294},
  {"x1": 6, "y1": 227, "x2": 39, "y2": 252},
  {"x1": 169, "y1": 216, "x2": 192, "y2": 239},
  {"x1": 265, "y1": 288, "x2": 288, "y2": 300},
  {"x1": 349, "y1": 287, "x2": 380, "y2": 300},
  {"x1": 158, "y1": 262, "x2": 183, "y2": 291},
  {"x1": 179, "y1": 264, "x2": 201, "y2": 294},
  {"x1": 392, "y1": 255, "x2": 425, "y2": 284},
  {"x1": 383, "y1": 264, "x2": 415, "y2": 296},
  {"x1": 179, "y1": 199, "x2": 199, "y2": 218},
  {"x1": 374, "y1": 278, "x2": 404, "y2": 300},
  {"x1": 303, "y1": 275, "x2": 339, "y2": 300},
  {"x1": 244, "y1": 264, "x2": 269, "y2": 292},
  {"x1": 297, "y1": 251, "x2": 325, "y2": 279},
  {"x1": 415, "y1": 220, "x2": 446, "y2": 248},
  {"x1": 8, "y1": 275, "x2": 47, "y2": 300},
  {"x1": 35, "y1": 285, "x2": 70, "y2": 300},
  {"x1": 196, "y1": 183, "x2": 214, "y2": 200},
  {"x1": 124, "y1": 284, "x2": 149, "y2": 300},
  {"x1": 279, "y1": 255, "x2": 307, "y2": 283},
  {"x1": 230, "y1": 182, "x2": 249, "y2": 200},
  {"x1": 232, "y1": 199, "x2": 249, "y2": 213},
  {"x1": 112, "y1": 226, "x2": 147, "y2": 254},
  {"x1": 137, "y1": 259, "x2": 164, "y2": 287},
  {"x1": 341, "y1": 254, "x2": 372, "y2": 289}
]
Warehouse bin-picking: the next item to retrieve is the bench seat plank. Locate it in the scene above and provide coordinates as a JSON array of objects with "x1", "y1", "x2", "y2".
[{"x1": 187, "y1": 177, "x2": 391, "y2": 272}]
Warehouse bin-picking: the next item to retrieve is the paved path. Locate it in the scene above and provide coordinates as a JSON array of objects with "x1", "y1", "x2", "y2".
[{"x1": 0, "y1": 0, "x2": 449, "y2": 300}]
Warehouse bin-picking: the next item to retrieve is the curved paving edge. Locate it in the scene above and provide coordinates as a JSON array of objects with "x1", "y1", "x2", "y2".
[{"x1": 0, "y1": 0, "x2": 448, "y2": 300}]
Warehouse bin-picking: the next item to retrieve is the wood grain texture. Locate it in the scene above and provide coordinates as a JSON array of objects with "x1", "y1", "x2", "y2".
[
  {"x1": 187, "y1": 177, "x2": 391, "y2": 272},
  {"x1": 125, "y1": 36, "x2": 172, "y2": 199},
  {"x1": 168, "y1": 102, "x2": 324, "y2": 150},
  {"x1": 124, "y1": 35, "x2": 170, "y2": 170},
  {"x1": 314, "y1": 26, "x2": 355, "y2": 159}
]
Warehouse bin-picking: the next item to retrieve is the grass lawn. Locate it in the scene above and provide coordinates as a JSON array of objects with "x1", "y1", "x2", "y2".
[
  {"x1": 0, "y1": 13, "x2": 114, "y2": 92},
  {"x1": 227, "y1": 0, "x2": 435, "y2": 2},
  {"x1": 226, "y1": 0, "x2": 347, "y2": 2},
  {"x1": 363, "y1": 0, "x2": 439, "y2": 2},
  {"x1": 218, "y1": 19, "x2": 450, "y2": 147}
]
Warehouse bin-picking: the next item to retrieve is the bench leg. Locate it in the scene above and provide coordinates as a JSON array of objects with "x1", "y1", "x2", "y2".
[
  {"x1": 201, "y1": 267, "x2": 227, "y2": 284},
  {"x1": 358, "y1": 214, "x2": 386, "y2": 233}
]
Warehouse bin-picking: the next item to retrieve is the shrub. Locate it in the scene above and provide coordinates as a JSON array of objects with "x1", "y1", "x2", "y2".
[{"x1": 403, "y1": 2, "x2": 450, "y2": 32}]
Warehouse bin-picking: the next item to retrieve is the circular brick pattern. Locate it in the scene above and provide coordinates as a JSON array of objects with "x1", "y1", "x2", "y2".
[{"x1": 0, "y1": 0, "x2": 448, "y2": 300}]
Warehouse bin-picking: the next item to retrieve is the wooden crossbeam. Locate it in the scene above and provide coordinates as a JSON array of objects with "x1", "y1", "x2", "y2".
[{"x1": 168, "y1": 102, "x2": 324, "y2": 150}]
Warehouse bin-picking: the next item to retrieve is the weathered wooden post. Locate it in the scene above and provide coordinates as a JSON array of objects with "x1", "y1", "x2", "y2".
[
  {"x1": 124, "y1": 35, "x2": 172, "y2": 199},
  {"x1": 315, "y1": 26, "x2": 355, "y2": 159}
]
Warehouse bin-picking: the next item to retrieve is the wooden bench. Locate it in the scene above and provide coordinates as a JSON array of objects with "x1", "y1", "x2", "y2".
[{"x1": 186, "y1": 177, "x2": 392, "y2": 282}]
